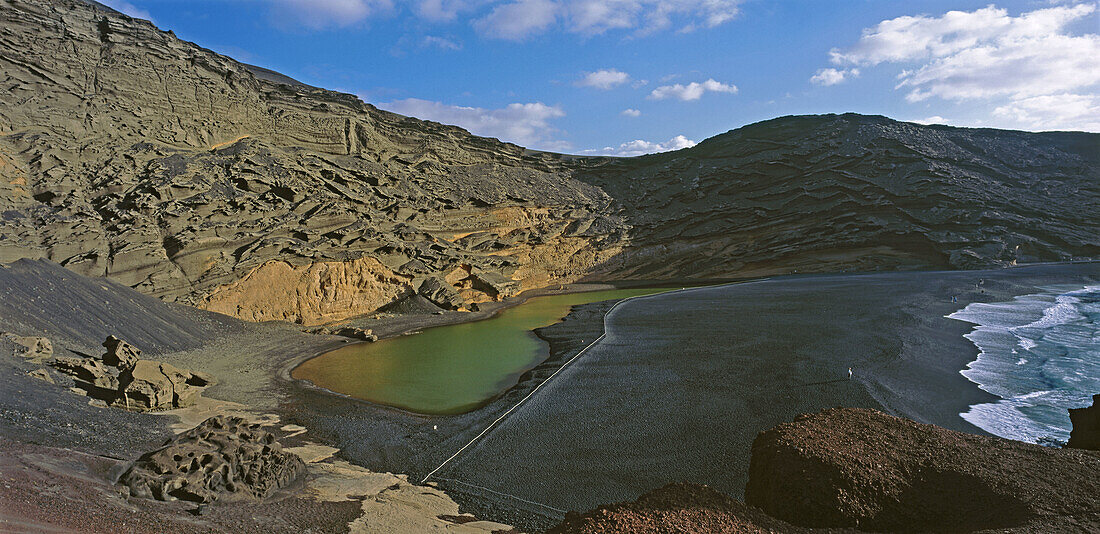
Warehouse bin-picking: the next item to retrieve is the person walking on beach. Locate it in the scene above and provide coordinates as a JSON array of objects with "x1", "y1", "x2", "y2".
[{"x1": 848, "y1": 367, "x2": 853, "y2": 379}]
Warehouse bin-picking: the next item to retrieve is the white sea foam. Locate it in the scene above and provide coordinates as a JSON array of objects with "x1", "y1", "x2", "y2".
[{"x1": 949, "y1": 284, "x2": 1100, "y2": 444}]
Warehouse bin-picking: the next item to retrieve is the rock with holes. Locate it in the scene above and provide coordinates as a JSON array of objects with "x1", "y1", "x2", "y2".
[
  {"x1": 120, "y1": 415, "x2": 305, "y2": 503},
  {"x1": 51, "y1": 356, "x2": 120, "y2": 394}
]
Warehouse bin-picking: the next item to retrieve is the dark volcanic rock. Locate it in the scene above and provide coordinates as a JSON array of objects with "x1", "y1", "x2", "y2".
[
  {"x1": 548, "y1": 483, "x2": 812, "y2": 534},
  {"x1": 120, "y1": 415, "x2": 306, "y2": 503},
  {"x1": 1067, "y1": 394, "x2": 1100, "y2": 451},
  {"x1": 744, "y1": 408, "x2": 1100, "y2": 532}
]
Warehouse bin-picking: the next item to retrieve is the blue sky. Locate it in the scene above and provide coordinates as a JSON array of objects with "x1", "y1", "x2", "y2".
[{"x1": 103, "y1": 0, "x2": 1099, "y2": 154}]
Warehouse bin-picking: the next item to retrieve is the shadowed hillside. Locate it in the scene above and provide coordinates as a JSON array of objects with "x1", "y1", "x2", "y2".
[
  {"x1": 579, "y1": 114, "x2": 1100, "y2": 279},
  {"x1": 1, "y1": 0, "x2": 1097, "y2": 325}
]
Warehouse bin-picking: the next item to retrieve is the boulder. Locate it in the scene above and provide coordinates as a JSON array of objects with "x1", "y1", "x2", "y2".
[
  {"x1": 102, "y1": 335, "x2": 141, "y2": 370},
  {"x1": 120, "y1": 415, "x2": 306, "y2": 503},
  {"x1": 329, "y1": 326, "x2": 377, "y2": 342},
  {"x1": 1067, "y1": 394, "x2": 1100, "y2": 451},
  {"x1": 744, "y1": 408, "x2": 1100, "y2": 532},
  {"x1": 27, "y1": 368, "x2": 54, "y2": 384},
  {"x1": 48, "y1": 336, "x2": 216, "y2": 411},
  {"x1": 118, "y1": 360, "x2": 201, "y2": 410},
  {"x1": 549, "y1": 483, "x2": 808, "y2": 534},
  {"x1": 3, "y1": 333, "x2": 53, "y2": 363},
  {"x1": 51, "y1": 356, "x2": 119, "y2": 392},
  {"x1": 418, "y1": 276, "x2": 464, "y2": 310}
]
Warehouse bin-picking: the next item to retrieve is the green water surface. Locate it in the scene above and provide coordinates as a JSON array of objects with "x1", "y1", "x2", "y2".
[{"x1": 292, "y1": 287, "x2": 671, "y2": 415}]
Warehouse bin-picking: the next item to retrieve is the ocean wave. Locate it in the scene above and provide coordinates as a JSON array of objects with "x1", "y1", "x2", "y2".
[{"x1": 949, "y1": 285, "x2": 1100, "y2": 444}]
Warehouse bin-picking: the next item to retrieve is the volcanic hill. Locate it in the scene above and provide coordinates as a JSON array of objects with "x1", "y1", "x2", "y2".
[{"x1": 1, "y1": 0, "x2": 1098, "y2": 326}]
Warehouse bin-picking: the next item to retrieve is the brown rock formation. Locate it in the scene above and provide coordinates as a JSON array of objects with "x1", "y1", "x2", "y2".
[
  {"x1": 547, "y1": 483, "x2": 810, "y2": 534},
  {"x1": 2, "y1": 333, "x2": 53, "y2": 363},
  {"x1": 102, "y1": 335, "x2": 140, "y2": 369},
  {"x1": 744, "y1": 408, "x2": 1100, "y2": 532},
  {"x1": 49, "y1": 336, "x2": 215, "y2": 410},
  {"x1": 1067, "y1": 394, "x2": 1100, "y2": 451},
  {"x1": 120, "y1": 415, "x2": 306, "y2": 503},
  {"x1": 118, "y1": 360, "x2": 207, "y2": 410}
]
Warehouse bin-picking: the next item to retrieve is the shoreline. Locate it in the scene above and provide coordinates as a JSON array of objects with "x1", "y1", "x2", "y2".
[
  {"x1": 410, "y1": 262, "x2": 1100, "y2": 521},
  {"x1": 2, "y1": 261, "x2": 1098, "y2": 532}
]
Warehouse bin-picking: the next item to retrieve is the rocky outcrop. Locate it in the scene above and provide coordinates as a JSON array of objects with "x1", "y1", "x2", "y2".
[
  {"x1": 308, "y1": 325, "x2": 378, "y2": 341},
  {"x1": 2, "y1": 333, "x2": 53, "y2": 363},
  {"x1": 419, "y1": 276, "x2": 466, "y2": 310},
  {"x1": 49, "y1": 336, "x2": 215, "y2": 411},
  {"x1": 120, "y1": 415, "x2": 305, "y2": 503},
  {"x1": 1067, "y1": 394, "x2": 1100, "y2": 451},
  {"x1": 0, "y1": 0, "x2": 615, "y2": 325},
  {"x1": 548, "y1": 483, "x2": 809, "y2": 534},
  {"x1": 102, "y1": 335, "x2": 140, "y2": 369},
  {"x1": 744, "y1": 408, "x2": 1100, "y2": 532},
  {"x1": 118, "y1": 360, "x2": 213, "y2": 411},
  {"x1": 553, "y1": 409, "x2": 1100, "y2": 533},
  {"x1": 1, "y1": 0, "x2": 1097, "y2": 326},
  {"x1": 199, "y1": 257, "x2": 412, "y2": 325}
]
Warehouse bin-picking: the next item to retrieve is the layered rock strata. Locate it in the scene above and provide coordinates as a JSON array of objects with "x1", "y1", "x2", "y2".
[{"x1": 1, "y1": 0, "x2": 1097, "y2": 326}]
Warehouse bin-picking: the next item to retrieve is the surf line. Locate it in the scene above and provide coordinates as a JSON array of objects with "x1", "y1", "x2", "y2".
[{"x1": 420, "y1": 281, "x2": 754, "y2": 484}]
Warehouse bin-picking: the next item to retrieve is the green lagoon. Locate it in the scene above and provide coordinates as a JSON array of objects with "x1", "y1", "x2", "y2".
[{"x1": 292, "y1": 287, "x2": 671, "y2": 414}]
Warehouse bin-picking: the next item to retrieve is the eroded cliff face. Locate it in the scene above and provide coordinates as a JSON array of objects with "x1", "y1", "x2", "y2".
[
  {"x1": 1, "y1": 0, "x2": 1097, "y2": 325},
  {"x1": 0, "y1": 0, "x2": 621, "y2": 324},
  {"x1": 199, "y1": 257, "x2": 410, "y2": 325}
]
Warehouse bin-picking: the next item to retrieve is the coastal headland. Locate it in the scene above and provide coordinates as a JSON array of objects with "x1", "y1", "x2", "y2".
[{"x1": 1, "y1": 0, "x2": 1099, "y2": 532}]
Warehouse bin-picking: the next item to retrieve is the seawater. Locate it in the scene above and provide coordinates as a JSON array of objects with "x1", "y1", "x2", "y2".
[{"x1": 948, "y1": 285, "x2": 1100, "y2": 444}]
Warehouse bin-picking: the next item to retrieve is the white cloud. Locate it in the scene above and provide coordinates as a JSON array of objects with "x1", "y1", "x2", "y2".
[
  {"x1": 821, "y1": 3, "x2": 1100, "y2": 131},
  {"x1": 909, "y1": 116, "x2": 951, "y2": 125},
  {"x1": 581, "y1": 135, "x2": 697, "y2": 157},
  {"x1": 415, "y1": 0, "x2": 482, "y2": 22},
  {"x1": 472, "y1": 0, "x2": 743, "y2": 40},
  {"x1": 993, "y1": 93, "x2": 1100, "y2": 131},
  {"x1": 810, "y1": 67, "x2": 859, "y2": 86},
  {"x1": 269, "y1": 0, "x2": 394, "y2": 30},
  {"x1": 98, "y1": 0, "x2": 153, "y2": 21},
  {"x1": 621, "y1": 108, "x2": 642, "y2": 117},
  {"x1": 264, "y1": 0, "x2": 743, "y2": 39},
  {"x1": 576, "y1": 68, "x2": 631, "y2": 89},
  {"x1": 648, "y1": 78, "x2": 737, "y2": 101},
  {"x1": 422, "y1": 35, "x2": 462, "y2": 50},
  {"x1": 379, "y1": 98, "x2": 568, "y2": 150},
  {"x1": 473, "y1": 0, "x2": 559, "y2": 40}
]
